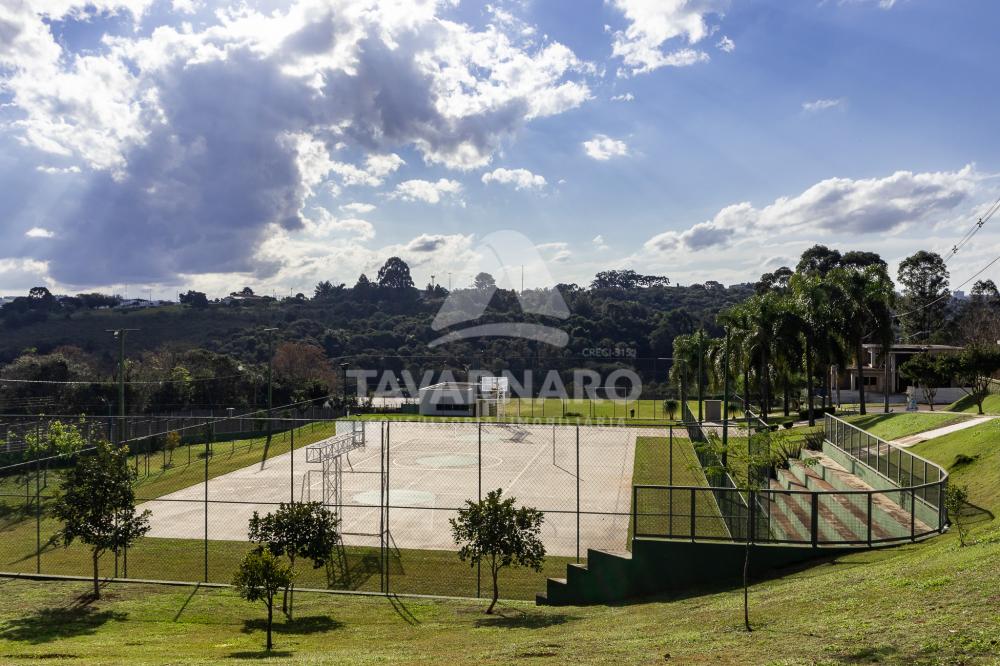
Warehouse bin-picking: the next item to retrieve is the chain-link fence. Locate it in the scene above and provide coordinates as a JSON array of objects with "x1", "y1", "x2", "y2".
[{"x1": 0, "y1": 417, "x2": 676, "y2": 601}]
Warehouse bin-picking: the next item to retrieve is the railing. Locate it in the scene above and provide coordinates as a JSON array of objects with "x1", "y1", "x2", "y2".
[{"x1": 631, "y1": 414, "x2": 949, "y2": 547}]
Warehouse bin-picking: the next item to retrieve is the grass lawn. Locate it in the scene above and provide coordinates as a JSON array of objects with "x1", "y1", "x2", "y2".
[
  {"x1": 629, "y1": 434, "x2": 728, "y2": 540},
  {"x1": 844, "y1": 412, "x2": 972, "y2": 441},
  {"x1": 947, "y1": 392, "x2": 1000, "y2": 415},
  {"x1": 1, "y1": 518, "x2": 998, "y2": 663},
  {"x1": 0, "y1": 419, "x2": 998, "y2": 662}
]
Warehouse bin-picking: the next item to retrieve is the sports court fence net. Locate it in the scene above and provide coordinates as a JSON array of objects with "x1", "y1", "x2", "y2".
[{"x1": 0, "y1": 418, "x2": 685, "y2": 601}]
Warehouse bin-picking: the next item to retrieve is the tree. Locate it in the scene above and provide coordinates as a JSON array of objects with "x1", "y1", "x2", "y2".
[
  {"x1": 450, "y1": 489, "x2": 545, "y2": 614},
  {"x1": 829, "y1": 265, "x2": 895, "y2": 415},
  {"x1": 164, "y1": 430, "x2": 180, "y2": 466},
  {"x1": 28, "y1": 286, "x2": 54, "y2": 302},
  {"x1": 899, "y1": 353, "x2": 956, "y2": 410},
  {"x1": 24, "y1": 420, "x2": 86, "y2": 458},
  {"x1": 272, "y1": 342, "x2": 334, "y2": 398},
  {"x1": 754, "y1": 266, "x2": 793, "y2": 294},
  {"x1": 897, "y1": 251, "x2": 950, "y2": 342},
  {"x1": 376, "y1": 257, "x2": 414, "y2": 289},
  {"x1": 664, "y1": 399, "x2": 678, "y2": 420},
  {"x1": 313, "y1": 280, "x2": 336, "y2": 300},
  {"x1": 232, "y1": 546, "x2": 294, "y2": 651},
  {"x1": 473, "y1": 272, "x2": 496, "y2": 290},
  {"x1": 178, "y1": 290, "x2": 209, "y2": 308},
  {"x1": 795, "y1": 245, "x2": 842, "y2": 276},
  {"x1": 971, "y1": 279, "x2": 999, "y2": 301},
  {"x1": 51, "y1": 440, "x2": 151, "y2": 598},
  {"x1": 840, "y1": 250, "x2": 885, "y2": 270},
  {"x1": 954, "y1": 344, "x2": 1000, "y2": 415},
  {"x1": 944, "y1": 483, "x2": 970, "y2": 547},
  {"x1": 248, "y1": 502, "x2": 340, "y2": 619}
]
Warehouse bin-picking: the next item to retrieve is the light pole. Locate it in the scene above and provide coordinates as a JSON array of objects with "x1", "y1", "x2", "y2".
[
  {"x1": 106, "y1": 328, "x2": 138, "y2": 444},
  {"x1": 262, "y1": 327, "x2": 277, "y2": 441},
  {"x1": 340, "y1": 363, "x2": 350, "y2": 410}
]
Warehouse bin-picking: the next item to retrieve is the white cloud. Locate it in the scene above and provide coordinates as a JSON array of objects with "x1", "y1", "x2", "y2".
[
  {"x1": 537, "y1": 241, "x2": 571, "y2": 263},
  {"x1": 592, "y1": 234, "x2": 609, "y2": 250},
  {"x1": 803, "y1": 98, "x2": 845, "y2": 112},
  {"x1": 302, "y1": 208, "x2": 374, "y2": 241},
  {"x1": 340, "y1": 202, "x2": 376, "y2": 214},
  {"x1": 610, "y1": 92, "x2": 634, "y2": 102},
  {"x1": 25, "y1": 227, "x2": 55, "y2": 239},
  {"x1": 645, "y1": 165, "x2": 981, "y2": 254},
  {"x1": 608, "y1": 0, "x2": 728, "y2": 75},
  {"x1": 481, "y1": 167, "x2": 547, "y2": 190},
  {"x1": 35, "y1": 165, "x2": 81, "y2": 174},
  {"x1": 0, "y1": 0, "x2": 593, "y2": 285},
  {"x1": 583, "y1": 134, "x2": 628, "y2": 160},
  {"x1": 717, "y1": 36, "x2": 735, "y2": 53},
  {"x1": 392, "y1": 179, "x2": 464, "y2": 204}
]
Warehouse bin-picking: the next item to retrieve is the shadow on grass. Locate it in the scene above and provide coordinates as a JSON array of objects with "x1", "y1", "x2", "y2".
[
  {"x1": 0, "y1": 602, "x2": 127, "y2": 644},
  {"x1": 227, "y1": 650, "x2": 294, "y2": 659},
  {"x1": 473, "y1": 607, "x2": 574, "y2": 629},
  {"x1": 241, "y1": 615, "x2": 342, "y2": 635}
]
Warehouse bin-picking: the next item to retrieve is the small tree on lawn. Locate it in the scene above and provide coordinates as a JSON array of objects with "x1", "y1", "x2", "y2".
[
  {"x1": 945, "y1": 483, "x2": 970, "y2": 547},
  {"x1": 164, "y1": 431, "x2": 180, "y2": 467},
  {"x1": 664, "y1": 399, "x2": 679, "y2": 421},
  {"x1": 696, "y1": 426, "x2": 813, "y2": 632},
  {"x1": 232, "y1": 546, "x2": 294, "y2": 652},
  {"x1": 450, "y1": 489, "x2": 545, "y2": 614},
  {"x1": 51, "y1": 440, "x2": 151, "y2": 598},
  {"x1": 248, "y1": 502, "x2": 339, "y2": 619},
  {"x1": 955, "y1": 344, "x2": 1000, "y2": 414},
  {"x1": 899, "y1": 353, "x2": 957, "y2": 411}
]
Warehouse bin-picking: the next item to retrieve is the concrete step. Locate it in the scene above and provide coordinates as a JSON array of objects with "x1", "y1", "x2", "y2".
[
  {"x1": 772, "y1": 468, "x2": 863, "y2": 543},
  {"x1": 801, "y1": 451, "x2": 930, "y2": 539}
]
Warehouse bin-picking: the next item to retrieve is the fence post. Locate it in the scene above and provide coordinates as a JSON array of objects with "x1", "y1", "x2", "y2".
[
  {"x1": 810, "y1": 493, "x2": 819, "y2": 548},
  {"x1": 477, "y1": 422, "x2": 482, "y2": 598},
  {"x1": 910, "y1": 489, "x2": 916, "y2": 541},
  {"x1": 689, "y1": 488, "x2": 696, "y2": 541},
  {"x1": 379, "y1": 421, "x2": 385, "y2": 594},
  {"x1": 35, "y1": 455, "x2": 41, "y2": 575},
  {"x1": 290, "y1": 427, "x2": 295, "y2": 503},
  {"x1": 575, "y1": 425, "x2": 580, "y2": 563},
  {"x1": 386, "y1": 420, "x2": 391, "y2": 595},
  {"x1": 632, "y1": 485, "x2": 637, "y2": 537},
  {"x1": 867, "y1": 493, "x2": 873, "y2": 547},
  {"x1": 204, "y1": 428, "x2": 209, "y2": 583}
]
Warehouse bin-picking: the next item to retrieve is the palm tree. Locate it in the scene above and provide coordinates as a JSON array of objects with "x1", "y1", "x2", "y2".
[
  {"x1": 828, "y1": 265, "x2": 895, "y2": 415},
  {"x1": 791, "y1": 273, "x2": 841, "y2": 425}
]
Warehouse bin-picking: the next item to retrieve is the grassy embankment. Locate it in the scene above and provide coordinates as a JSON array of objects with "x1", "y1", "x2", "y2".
[{"x1": 844, "y1": 412, "x2": 973, "y2": 441}]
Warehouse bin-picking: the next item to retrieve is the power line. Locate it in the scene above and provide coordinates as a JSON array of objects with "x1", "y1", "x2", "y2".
[{"x1": 940, "y1": 196, "x2": 1000, "y2": 263}]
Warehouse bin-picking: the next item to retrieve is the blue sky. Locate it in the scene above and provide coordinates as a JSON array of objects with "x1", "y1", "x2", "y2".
[{"x1": 2, "y1": 0, "x2": 999, "y2": 298}]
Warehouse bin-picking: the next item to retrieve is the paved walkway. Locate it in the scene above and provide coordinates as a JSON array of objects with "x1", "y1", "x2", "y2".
[{"x1": 893, "y1": 416, "x2": 995, "y2": 448}]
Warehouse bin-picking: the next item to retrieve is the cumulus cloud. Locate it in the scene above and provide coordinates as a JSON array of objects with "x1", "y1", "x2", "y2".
[
  {"x1": 35, "y1": 165, "x2": 81, "y2": 174},
  {"x1": 25, "y1": 227, "x2": 55, "y2": 239},
  {"x1": 583, "y1": 134, "x2": 628, "y2": 160},
  {"x1": 717, "y1": 36, "x2": 735, "y2": 53},
  {"x1": 608, "y1": 0, "x2": 728, "y2": 75},
  {"x1": 803, "y1": 98, "x2": 845, "y2": 112},
  {"x1": 1, "y1": 0, "x2": 593, "y2": 285},
  {"x1": 592, "y1": 234, "x2": 609, "y2": 250},
  {"x1": 392, "y1": 178, "x2": 463, "y2": 204},
  {"x1": 645, "y1": 166, "x2": 980, "y2": 254},
  {"x1": 610, "y1": 92, "x2": 634, "y2": 102},
  {"x1": 537, "y1": 241, "x2": 571, "y2": 262},
  {"x1": 481, "y1": 167, "x2": 546, "y2": 190},
  {"x1": 340, "y1": 202, "x2": 376, "y2": 214}
]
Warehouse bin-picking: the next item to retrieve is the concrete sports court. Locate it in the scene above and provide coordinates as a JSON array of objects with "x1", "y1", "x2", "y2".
[{"x1": 140, "y1": 421, "x2": 644, "y2": 556}]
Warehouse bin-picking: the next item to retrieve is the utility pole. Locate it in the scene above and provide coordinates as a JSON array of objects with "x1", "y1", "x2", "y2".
[{"x1": 106, "y1": 328, "x2": 139, "y2": 444}]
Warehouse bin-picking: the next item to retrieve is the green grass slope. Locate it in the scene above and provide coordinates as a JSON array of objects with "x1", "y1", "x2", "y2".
[
  {"x1": 946, "y1": 392, "x2": 1000, "y2": 415},
  {"x1": 844, "y1": 412, "x2": 972, "y2": 441},
  {"x1": 911, "y1": 419, "x2": 1000, "y2": 515}
]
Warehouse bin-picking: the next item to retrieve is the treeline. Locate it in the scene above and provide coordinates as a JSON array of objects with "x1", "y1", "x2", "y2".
[{"x1": 668, "y1": 245, "x2": 1000, "y2": 420}]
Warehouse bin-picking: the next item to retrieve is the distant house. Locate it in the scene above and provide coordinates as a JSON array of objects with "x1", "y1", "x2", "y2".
[
  {"x1": 837, "y1": 343, "x2": 965, "y2": 403},
  {"x1": 115, "y1": 298, "x2": 170, "y2": 310}
]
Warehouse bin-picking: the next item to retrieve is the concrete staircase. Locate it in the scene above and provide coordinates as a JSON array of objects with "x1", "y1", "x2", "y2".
[{"x1": 538, "y1": 449, "x2": 931, "y2": 606}]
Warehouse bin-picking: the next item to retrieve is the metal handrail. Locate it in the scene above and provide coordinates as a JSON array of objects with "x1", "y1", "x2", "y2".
[{"x1": 631, "y1": 415, "x2": 950, "y2": 547}]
